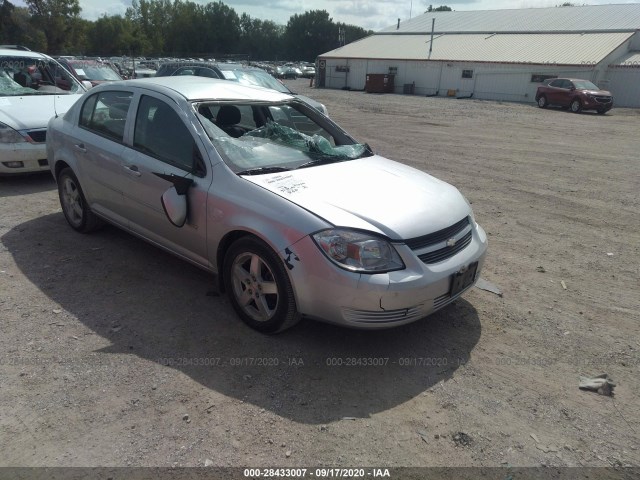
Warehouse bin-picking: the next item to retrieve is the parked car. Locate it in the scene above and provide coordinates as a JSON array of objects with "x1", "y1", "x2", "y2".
[
  {"x1": 47, "y1": 76, "x2": 487, "y2": 333},
  {"x1": 280, "y1": 66, "x2": 302, "y2": 79},
  {"x1": 56, "y1": 58, "x2": 123, "y2": 87},
  {"x1": 535, "y1": 78, "x2": 613, "y2": 114},
  {"x1": 0, "y1": 47, "x2": 86, "y2": 175},
  {"x1": 155, "y1": 61, "x2": 328, "y2": 115},
  {"x1": 301, "y1": 65, "x2": 316, "y2": 78}
]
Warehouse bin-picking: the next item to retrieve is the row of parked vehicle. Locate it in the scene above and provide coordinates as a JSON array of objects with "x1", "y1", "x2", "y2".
[{"x1": 0, "y1": 46, "x2": 325, "y2": 175}]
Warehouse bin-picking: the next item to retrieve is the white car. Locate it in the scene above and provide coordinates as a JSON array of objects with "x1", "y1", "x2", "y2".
[
  {"x1": 0, "y1": 47, "x2": 86, "y2": 174},
  {"x1": 47, "y1": 76, "x2": 487, "y2": 333}
]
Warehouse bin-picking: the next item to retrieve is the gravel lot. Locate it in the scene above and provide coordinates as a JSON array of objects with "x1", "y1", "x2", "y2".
[{"x1": 1, "y1": 78, "x2": 639, "y2": 472}]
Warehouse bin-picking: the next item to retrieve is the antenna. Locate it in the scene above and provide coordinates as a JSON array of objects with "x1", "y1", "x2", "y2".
[{"x1": 53, "y1": 61, "x2": 59, "y2": 118}]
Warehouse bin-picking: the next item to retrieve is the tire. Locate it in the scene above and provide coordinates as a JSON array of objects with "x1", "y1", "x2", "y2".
[
  {"x1": 537, "y1": 95, "x2": 548, "y2": 108},
  {"x1": 57, "y1": 167, "x2": 103, "y2": 233},
  {"x1": 597, "y1": 108, "x2": 606, "y2": 115},
  {"x1": 223, "y1": 236, "x2": 300, "y2": 334},
  {"x1": 570, "y1": 98, "x2": 582, "y2": 113}
]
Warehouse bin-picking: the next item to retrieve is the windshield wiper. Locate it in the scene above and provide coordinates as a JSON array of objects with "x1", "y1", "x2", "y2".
[
  {"x1": 236, "y1": 166, "x2": 292, "y2": 176},
  {"x1": 296, "y1": 157, "x2": 348, "y2": 169}
]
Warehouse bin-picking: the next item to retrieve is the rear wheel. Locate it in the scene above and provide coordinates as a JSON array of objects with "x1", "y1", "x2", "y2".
[
  {"x1": 570, "y1": 98, "x2": 582, "y2": 113},
  {"x1": 57, "y1": 167, "x2": 103, "y2": 233},
  {"x1": 223, "y1": 237, "x2": 300, "y2": 334},
  {"x1": 537, "y1": 95, "x2": 548, "y2": 108}
]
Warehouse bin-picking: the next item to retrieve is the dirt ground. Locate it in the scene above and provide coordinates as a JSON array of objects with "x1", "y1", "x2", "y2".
[{"x1": 1, "y1": 78, "x2": 639, "y2": 473}]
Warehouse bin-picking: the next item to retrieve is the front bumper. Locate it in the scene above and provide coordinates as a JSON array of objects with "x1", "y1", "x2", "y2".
[
  {"x1": 583, "y1": 97, "x2": 613, "y2": 111},
  {"x1": 285, "y1": 223, "x2": 488, "y2": 329},
  {"x1": 0, "y1": 142, "x2": 49, "y2": 175}
]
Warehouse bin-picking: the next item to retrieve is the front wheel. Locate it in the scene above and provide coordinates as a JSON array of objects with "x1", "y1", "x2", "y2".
[
  {"x1": 570, "y1": 98, "x2": 582, "y2": 113},
  {"x1": 57, "y1": 167, "x2": 103, "y2": 233},
  {"x1": 223, "y1": 237, "x2": 300, "y2": 334},
  {"x1": 537, "y1": 95, "x2": 548, "y2": 108}
]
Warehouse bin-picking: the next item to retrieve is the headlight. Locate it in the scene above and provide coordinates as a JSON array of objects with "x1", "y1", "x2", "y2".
[
  {"x1": 0, "y1": 122, "x2": 26, "y2": 144},
  {"x1": 462, "y1": 195, "x2": 477, "y2": 226},
  {"x1": 312, "y1": 229, "x2": 404, "y2": 273}
]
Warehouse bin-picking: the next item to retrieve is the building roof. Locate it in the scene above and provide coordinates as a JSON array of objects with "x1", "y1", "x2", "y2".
[
  {"x1": 320, "y1": 32, "x2": 634, "y2": 66},
  {"x1": 379, "y1": 4, "x2": 640, "y2": 34}
]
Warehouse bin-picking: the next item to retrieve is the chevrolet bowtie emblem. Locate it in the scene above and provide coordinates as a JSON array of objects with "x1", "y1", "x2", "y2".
[{"x1": 446, "y1": 238, "x2": 457, "y2": 247}]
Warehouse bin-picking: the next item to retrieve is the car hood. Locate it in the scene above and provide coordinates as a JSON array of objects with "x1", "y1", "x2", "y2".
[
  {"x1": 583, "y1": 89, "x2": 612, "y2": 96},
  {"x1": 242, "y1": 155, "x2": 471, "y2": 240},
  {"x1": 0, "y1": 94, "x2": 82, "y2": 130}
]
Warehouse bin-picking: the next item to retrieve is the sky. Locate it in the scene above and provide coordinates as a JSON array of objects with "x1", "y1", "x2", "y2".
[{"x1": 15, "y1": 0, "x2": 638, "y2": 31}]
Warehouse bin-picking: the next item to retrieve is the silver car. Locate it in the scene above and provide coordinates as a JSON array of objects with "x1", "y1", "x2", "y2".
[{"x1": 47, "y1": 76, "x2": 487, "y2": 333}]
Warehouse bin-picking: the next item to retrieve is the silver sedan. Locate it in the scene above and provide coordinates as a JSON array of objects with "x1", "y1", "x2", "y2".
[{"x1": 47, "y1": 76, "x2": 487, "y2": 333}]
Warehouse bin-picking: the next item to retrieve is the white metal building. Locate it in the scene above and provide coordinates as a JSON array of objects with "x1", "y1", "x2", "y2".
[{"x1": 316, "y1": 5, "x2": 640, "y2": 107}]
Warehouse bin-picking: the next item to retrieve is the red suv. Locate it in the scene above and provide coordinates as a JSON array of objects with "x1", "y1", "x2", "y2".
[{"x1": 535, "y1": 78, "x2": 613, "y2": 114}]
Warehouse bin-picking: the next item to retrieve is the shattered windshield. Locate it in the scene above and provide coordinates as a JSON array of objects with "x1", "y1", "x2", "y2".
[
  {"x1": 231, "y1": 69, "x2": 291, "y2": 94},
  {"x1": 0, "y1": 56, "x2": 84, "y2": 96},
  {"x1": 196, "y1": 101, "x2": 369, "y2": 173}
]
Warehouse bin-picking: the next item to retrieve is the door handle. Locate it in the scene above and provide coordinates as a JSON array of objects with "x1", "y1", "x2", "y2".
[
  {"x1": 123, "y1": 164, "x2": 142, "y2": 177},
  {"x1": 74, "y1": 143, "x2": 87, "y2": 153}
]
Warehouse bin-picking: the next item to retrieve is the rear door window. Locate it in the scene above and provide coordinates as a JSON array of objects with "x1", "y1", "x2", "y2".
[{"x1": 79, "y1": 90, "x2": 133, "y2": 142}]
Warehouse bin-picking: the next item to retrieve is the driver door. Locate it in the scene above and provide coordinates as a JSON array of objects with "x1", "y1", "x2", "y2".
[{"x1": 120, "y1": 94, "x2": 212, "y2": 268}]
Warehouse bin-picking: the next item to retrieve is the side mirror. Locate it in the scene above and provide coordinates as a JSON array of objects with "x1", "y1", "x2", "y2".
[
  {"x1": 160, "y1": 186, "x2": 188, "y2": 227},
  {"x1": 153, "y1": 173, "x2": 194, "y2": 228},
  {"x1": 569, "y1": 86, "x2": 576, "y2": 91},
  {"x1": 82, "y1": 80, "x2": 93, "y2": 90}
]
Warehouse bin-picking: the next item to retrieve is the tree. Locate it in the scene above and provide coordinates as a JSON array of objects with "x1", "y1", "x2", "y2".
[
  {"x1": 238, "y1": 14, "x2": 283, "y2": 60},
  {"x1": 25, "y1": 0, "x2": 81, "y2": 53},
  {"x1": 202, "y1": 1, "x2": 241, "y2": 57},
  {"x1": 0, "y1": 0, "x2": 16, "y2": 43},
  {"x1": 427, "y1": 5, "x2": 452, "y2": 12},
  {"x1": 284, "y1": 10, "x2": 338, "y2": 61},
  {"x1": 336, "y1": 22, "x2": 372, "y2": 46},
  {"x1": 125, "y1": 0, "x2": 171, "y2": 55},
  {"x1": 87, "y1": 14, "x2": 137, "y2": 56}
]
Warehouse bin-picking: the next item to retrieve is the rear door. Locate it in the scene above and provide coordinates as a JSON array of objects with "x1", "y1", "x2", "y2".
[{"x1": 73, "y1": 89, "x2": 133, "y2": 228}]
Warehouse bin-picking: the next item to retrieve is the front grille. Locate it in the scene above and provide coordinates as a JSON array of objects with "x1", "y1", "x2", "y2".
[
  {"x1": 404, "y1": 216, "x2": 472, "y2": 264},
  {"x1": 417, "y1": 230, "x2": 472, "y2": 264},
  {"x1": 27, "y1": 130, "x2": 47, "y2": 143},
  {"x1": 594, "y1": 96, "x2": 612, "y2": 104},
  {"x1": 405, "y1": 216, "x2": 470, "y2": 250},
  {"x1": 342, "y1": 306, "x2": 424, "y2": 324}
]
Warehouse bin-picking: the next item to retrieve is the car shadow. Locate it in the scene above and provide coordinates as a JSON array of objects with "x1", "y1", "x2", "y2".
[
  {"x1": 532, "y1": 105, "x2": 610, "y2": 116},
  {"x1": 2, "y1": 213, "x2": 482, "y2": 424},
  {"x1": 0, "y1": 172, "x2": 56, "y2": 197}
]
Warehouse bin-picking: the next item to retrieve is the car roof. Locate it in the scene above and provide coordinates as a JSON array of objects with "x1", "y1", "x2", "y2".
[
  {"x1": 93, "y1": 76, "x2": 293, "y2": 102},
  {"x1": 0, "y1": 48, "x2": 50, "y2": 59}
]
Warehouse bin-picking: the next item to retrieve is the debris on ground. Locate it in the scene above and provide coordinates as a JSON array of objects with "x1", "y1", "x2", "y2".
[
  {"x1": 475, "y1": 278, "x2": 503, "y2": 297},
  {"x1": 452, "y1": 432, "x2": 473, "y2": 447},
  {"x1": 536, "y1": 266, "x2": 546, "y2": 273},
  {"x1": 579, "y1": 374, "x2": 616, "y2": 396}
]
